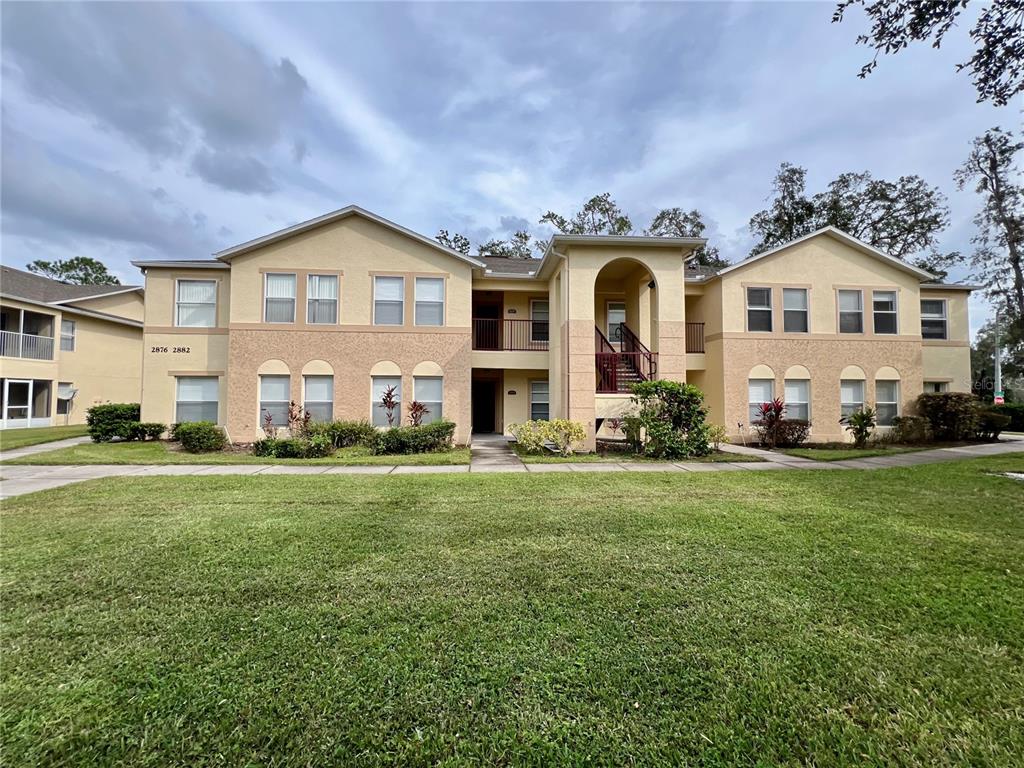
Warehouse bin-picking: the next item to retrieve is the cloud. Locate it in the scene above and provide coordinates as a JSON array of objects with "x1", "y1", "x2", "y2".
[{"x1": 191, "y1": 149, "x2": 277, "y2": 194}]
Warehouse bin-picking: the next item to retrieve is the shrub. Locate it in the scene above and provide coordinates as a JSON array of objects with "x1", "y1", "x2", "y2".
[
  {"x1": 250, "y1": 436, "x2": 334, "y2": 459},
  {"x1": 168, "y1": 423, "x2": 182, "y2": 442},
  {"x1": 542, "y1": 419, "x2": 586, "y2": 456},
  {"x1": 840, "y1": 408, "x2": 877, "y2": 449},
  {"x1": 140, "y1": 422, "x2": 167, "y2": 441},
  {"x1": 251, "y1": 438, "x2": 280, "y2": 457},
  {"x1": 707, "y1": 423, "x2": 729, "y2": 451},
  {"x1": 408, "y1": 401, "x2": 429, "y2": 427},
  {"x1": 304, "y1": 434, "x2": 335, "y2": 458},
  {"x1": 916, "y1": 392, "x2": 980, "y2": 441},
  {"x1": 975, "y1": 409, "x2": 1012, "y2": 441},
  {"x1": 629, "y1": 380, "x2": 711, "y2": 459},
  {"x1": 306, "y1": 420, "x2": 377, "y2": 449},
  {"x1": 888, "y1": 415, "x2": 932, "y2": 444},
  {"x1": 175, "y1": 421, "x2": 226, "y2": 453},
  {"x1": 991, "y1": 403, "x2": 1024, "y2": 432},
  {"x1": 117, "y1": 421, "x2": 147, "y2": 441},
  {"x1": 86, "y1": 403, "x2": 140, "y2": 442},
  {"x1": 752, "y1": 398, "x2": 786, "y2": 449},
  {"x1": 509, "y1": 421, "x2": 548, "y2": 454},
  {"x1": 372, "y1": 421, "x2": 456, "y2": 455},
  {"x1": 774, "y1": 419, "x2": 811, "y2": 448}
]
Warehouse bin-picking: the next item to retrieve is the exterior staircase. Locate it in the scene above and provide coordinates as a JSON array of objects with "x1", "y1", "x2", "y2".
[{"x1": 595, "y1": 324, "x2": 657, "y2": 393}]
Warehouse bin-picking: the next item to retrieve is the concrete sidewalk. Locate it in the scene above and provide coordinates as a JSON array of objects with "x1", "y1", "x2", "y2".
[
  {"x1": 0, "y1": 435, "x2": 91, "y2": 463},
  {"x1": 2, "y1": 438, "x2": 1022, "y2": 500}
]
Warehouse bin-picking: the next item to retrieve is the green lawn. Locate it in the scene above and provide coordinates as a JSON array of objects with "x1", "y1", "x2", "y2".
[
  {"x1": 3, "y1": 455, "x2": 1023, "y2": 766},
  {"x1": 513, "y1": 445, "x2": 763, "y2": 463},
  {"x1": 0, "y1": 425, "x2": 88, "y2": 452},
  {"x1": 2, "y1": 440, "x2": 470, "y2": 466},
  {"x1": 781, "y1": 445, "x2": 928, "y2": 461}
]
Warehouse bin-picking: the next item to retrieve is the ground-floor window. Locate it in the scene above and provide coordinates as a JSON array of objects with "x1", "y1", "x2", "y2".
[
  {"x1": 56, "y1": 382, "x2": 74, "y2": 416},
  {"x1": 875, "y1": 380, "x2": 900, "y2": 426},
  {"x1": 748, "y1": 378, "x2": 774, "y2": 422},
  {"x1": 840, "y1": 380, "x2": 865, "y2": 417},
  {"x1": 176, "y1": 376, "x2": 219, "y2": 423},
  {"x1": 413, "y1": 376, "x2": 443, "y2": 424},
  {"x1": 259, "y1": 375, "x2": 290, "y2": 428},
  {"x1": 924, "y1": 381, "x2": 948, "y2": 393},
  {"x1": 303, "y1": 375, "x2": 333, "y2": 422},
  {"x1": 530, "y1": 380, "x2": 549, "y2": 421},
  {"x1": 784, "y1": 379, "x2": 810, "y2": 421},
  {"x1": 372, "y1": 376, "x2": 402, "y2": 427}
]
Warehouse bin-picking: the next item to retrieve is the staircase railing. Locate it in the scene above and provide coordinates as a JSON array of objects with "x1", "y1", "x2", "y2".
[
  {"x1": 595, "y1": 325, "x2": 657, "y2": 393},
  {"x1": 618, "y1": 323, "x2": 657, "y2": 380}
]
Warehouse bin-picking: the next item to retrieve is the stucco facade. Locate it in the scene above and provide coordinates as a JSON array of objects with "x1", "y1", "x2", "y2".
[{"x1": 133, "y1": 207, "x2": 975, "y2": 448}]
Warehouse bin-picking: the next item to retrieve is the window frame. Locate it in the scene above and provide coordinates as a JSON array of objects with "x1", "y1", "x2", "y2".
[
  {"x1": 872, "y1": 290, "x2": 899, "y2": 335},
  {"x1": 258, "y1": 374, "x2": 290, "y2": 428},
  {"x1": 414, "y1": 277, "x2": 445, "y2": 327},
  {"x1": 56, "y1": 381, "x2": 74, "y2": 416},
  {"x1": 746, "y1": 287, "x2": 773, "y2": 333},
  {"x1": 840, "y1": 379, "x2": 865, "y2": 418},
  {"x1": 59, "y1": 319, "x2": 76, "y2": 352},
  {"x1": 413, "y1": 376, "x2": 444, "y2": 424},
  {"x1": 306, "y1": 274, "x2": 339, "y2": 325},
  {"x1": 373, "y1": 276, "x2": 405, "y2": 326},
  {"x1": 529, "y1": 379, "x2": 550, "y2": 421},
  {"x1": 607, "y1": 300, "x2": 627, "y2": 345},
  {"x1": 748, "y1": 378, "x2": 774, "y2": 423},
  {"x1": 924, "y1": 381, "x2": 949, "y2": 393},
  {"x1": 783, "y1": 378, "x2": 810, "y2": 421},
  {"x1": 875, "y1": 379, "x2": 900, "y2": 426},
  {"x1": 175, "y1": 375, "x2": 219, "y2": 424},
  {"x1": 263, "y1": 273, "x2": 297, "y2": 324},
  {"x1": 838, "y1": 289, "x2": 864, "y2": 334},
  {"x1": 530, "y1": 299, "x2": 550, "y2": 343},
  {"x1": 920, "y1": 298, "x2": 948, "y2": 340},
  {"x1": 782, "y1": 288, "x2": 808, "y2": 333},
  {"x1": 175, "y1": 278, "x2": 218, "y2": 328},
  {"x1": 302, "y1": 374, "x2": 334, "y2": 423},
  {"x1": 371, "y1": 375, "x2": 402, "y2": 427}
]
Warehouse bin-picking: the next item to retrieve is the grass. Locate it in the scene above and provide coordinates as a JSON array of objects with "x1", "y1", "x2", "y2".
[
  {"x1": 781, "y1": 442, "x2": 980, "y2": 462},
  {"x1": 513, "y1": 445, "x2": 763, "y2": 463},
  {"x1": 0, "y1": 424, "x2": 88, "y2": 451},
  {"x1": 1, "y1": 440, "x2": 470, "y2": 466},
  {"x1": 3, "y1": 455, "x2": 1024, "y2": 766}
]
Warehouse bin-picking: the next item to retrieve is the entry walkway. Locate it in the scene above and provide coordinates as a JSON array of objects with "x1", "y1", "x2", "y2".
[{"x1": 1, "y1": 438, "x2": 1022, "y2": 499}]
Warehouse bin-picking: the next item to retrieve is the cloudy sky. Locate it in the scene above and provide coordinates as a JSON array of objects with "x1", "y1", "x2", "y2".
[{"x1": 1, "y1": 2, "x2": 1009, "y2": 332}]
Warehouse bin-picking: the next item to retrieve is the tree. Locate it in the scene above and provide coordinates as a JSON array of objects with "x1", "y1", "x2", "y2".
[
  {"x1": 435, "y1": 229, "x2": 471, "y2": 255},
  {"x1": 478, "y1": 230, "x2": 534, "y2": 260},
  {"x1": 955, "y1": 127, "x2": 1024, "y2": 319},
  {"x1": 833, "y1": 0, "x2": 1024, "y2": 106},
  {"x1": 971, "y1": 314, "x2": 1024, "y2": 401},
  {"x1": 645, "y1": 208, "x2": 729, "y2": 268},
  {"x1": 540, "y1": 193, "x2": 633, "y2": 236},
  {"x1": 26, "y1": 256, "x2": 120, "y2": 285},
  {"x1": 748, "y1": 163, "x2": 951, "y2": 263}
]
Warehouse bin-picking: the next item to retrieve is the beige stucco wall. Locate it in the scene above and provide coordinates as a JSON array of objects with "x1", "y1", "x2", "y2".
[
  {"x1": 139, "y1": 332, "x2": 230, "y2": 426},
  {"x1": 142, "y1": 268, "x2": 232, "y2": 329},
  {"x1": 70, "y1": 290, "x2": 145, "y2": 323},
  {"x1": 501, "y1": 369, "x2": 549, "y2": 435}
]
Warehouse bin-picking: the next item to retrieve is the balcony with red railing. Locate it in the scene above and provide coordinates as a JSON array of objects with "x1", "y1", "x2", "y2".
[{"x1": 472, "y1": 318, "x2": 549, "y2": 351}]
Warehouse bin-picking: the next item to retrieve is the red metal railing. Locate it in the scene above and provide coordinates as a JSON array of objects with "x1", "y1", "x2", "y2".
[
  {"x1": 685, "y1": 322, "x2": 705, "y2": 353},
  {"x1": 595, "y1": 325, "x2": 657, "y2": 393},
  {"x1": 473, "y1": 318, "x2": 549, "y2": 351}
]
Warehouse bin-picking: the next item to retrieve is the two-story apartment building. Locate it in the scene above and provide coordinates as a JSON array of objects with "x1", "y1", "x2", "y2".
[
  {"x1": 0, "y1": 266, "x2": 145, "y2": 428},
  {"x1": 133, "y1": 206, "x2": 973, "y2": 448}
]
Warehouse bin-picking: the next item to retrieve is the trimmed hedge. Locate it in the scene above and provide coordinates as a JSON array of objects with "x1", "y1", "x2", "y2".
[
  {"x1": 175, "y1": 422, "x2": 226, "y2": 453},
  {"x1": 915, "y1": 392, "x2": 980, "y2": 441},
  {"x1": 251, "y1": 435, "x2": 334, "y2": 459},
  {"x1": 976, "y1": 409, "x2": 1012, "y2": 441},
  {"x1": 306, "y1": 420, "x2": 377, "y2": 448},
  {"x1": 372, "y1": 421, "x2": 455, "y2": 455},
  {"x1": 991, "y1": 403, "x2": 1024, "y2": 432},
  {"x1": 86, "y1": 403, "x2": 140, "y2": 442}
]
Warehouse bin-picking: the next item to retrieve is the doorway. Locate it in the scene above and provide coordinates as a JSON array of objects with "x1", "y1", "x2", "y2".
[{"x1": 472, "y1": 379, "x2": 497, "y2": 433}]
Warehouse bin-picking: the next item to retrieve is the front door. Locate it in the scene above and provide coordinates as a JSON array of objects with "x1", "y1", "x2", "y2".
[
  {"x1": 471, "y1": 380, "x2": 496, "y2": 433},
  {"x1": 3, "y1": 379, "x2": 31, "y2": 429},
  {"x1": 607, "y1": 301, "x2": 626, "y2": 347}
]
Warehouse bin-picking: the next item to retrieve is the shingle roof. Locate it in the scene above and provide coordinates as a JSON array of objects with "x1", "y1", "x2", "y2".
[
  {"x1": 479, "y1": 256, "x2": 542, "y2": 275},
  {"x1": 0, "y1": 266, "x2": 140, "y2": 304},
  {"x1": 685, "y1": 264, "x2": 719, "y2": 279}
]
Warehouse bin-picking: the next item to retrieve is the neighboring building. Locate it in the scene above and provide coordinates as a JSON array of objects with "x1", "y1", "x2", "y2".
[
  {"x1": 132, "y1": 206, "x2": 974, "y2": 447},
  {"x1": 0, "y1": 266, "x2": 144, "y2": 428}
]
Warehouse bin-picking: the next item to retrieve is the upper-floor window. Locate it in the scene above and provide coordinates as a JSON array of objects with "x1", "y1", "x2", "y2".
[
  {"x1": 924, "y1": 381, "x2": 949, "y2": 393},
  {"x1": 374, "y1": 276, "x2": 404, "y2": 325},
  {"x1": 307, "y1": 275, "x2": 339, "y2": 325},
  {"x1": 531, "y1": 300, "x2": 549, "y2": 343},
  {"x1": 921, "y1": 299, "x2": 947, "y2": 339},
  {"x1": 783, "y1": 288, "x2": 808, "y2": 333},
  {"x1": 746, "y1": 287, "x2": 772, "y2": 332},
  {"x1": 264, "y1": 274, "x2": 296, "y2": 323},
  {"x1": 838, "y1": 290, "x2": 863, "y2": 333},
  {"x1": 176, "y1": 279, "x2": 217, "y2": 328},
  {"x1": 60, "y1": 319, "x2": 76, "y2": 351},
  {"x1": 415, "y1": 277, "x2": 445, "y2": 326},
  {"x1": 872, "y1": 291, "x2": 898, "y2": 334}
]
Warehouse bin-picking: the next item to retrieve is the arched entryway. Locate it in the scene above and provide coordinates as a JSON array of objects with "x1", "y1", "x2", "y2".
[{"x1": 593, "y1": 258, "x2": 659, "y2": 393}]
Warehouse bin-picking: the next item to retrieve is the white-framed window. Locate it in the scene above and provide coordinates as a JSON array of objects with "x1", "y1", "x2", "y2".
[
  {"x1": 746, "y1": 287, "x2": 772, "y2": 332},
  {"x1": 176, "y1": 279, "x2": 217, "y2": 328},
  {"x1": 784, "y1": 379, "x2": 810, "y2": 421},
  {"x1": 56, "y1": 381, "x2": 74, "y2": 416},
  {"x1": 921, "y1": 299, "x2": 948, "y2": 340},
  {"x1": 607, "y1": 301, "x2": 627, "y2": 344},
  {"x1": 838, "y1": 290, "x2": 864, "y2": 333},
  {"x1": 306, "y1": 275, "x2": 339, "y2": 324},
  {"x1": 303, "y1": 375, "x2": 333, "y2": 422},
  {"x1": 374, "y1": 276, "x2": 405, "y2": 326},
  {"x1": 264, "y1": 273, "x2": 296, "y2": 323},
  {"x1": 414, "y1": 376, "x2": 443, "y2": 424},
  {"x1": 60, "y1": 319, "x2": 76, "y2": 351},
  {"x1": 414, "y1": 277, "x2": 445, "y2": 326},
  {"x1": 531, "y1": 300, "x2": 549, "y2": 343},
  {"x1": 259, "y1": 375, "x2": 290, "y2": 427},
  {"x1": 872, "y1": 290, "x2": 898, "y2": 334},
  {"x1": 840, "y1": 379, "x2": 865, "y2": 417},
  {"x1": 783, "y1": 288, "x2": 808, "y2": 333},
  {"x1": 748, "y1": 378, "x2": 774, "y2": 423},
  {"x1": 530, "y1": 380, "x2": 549, "y2": 421},
  {"x1": 371, "y1": 376, "x2": 402, "y2": 427},
  {"x1": 924, "y1": 381, "x2": 949, "y2": 393},
  {"x1": 876, "y1": 380, "x2": 900, "y2": 426},
  {"x1": 176, "y1": 376, "x2": 219, "y2": 423}
]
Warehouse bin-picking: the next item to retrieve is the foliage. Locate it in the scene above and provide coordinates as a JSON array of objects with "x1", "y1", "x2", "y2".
[
  {"x1": 748, "y1": 163, "x2": 950, "y2": 261},
  {"x1": 707, "y1": 423, "x2": 729, "y2": 451},
  {"x1": 888, "y1": 415, "x2": 932, "y2": 444},
  {"x1": 915, "y1": 392, "x2": 981, "y2": 441},
  {"x1": 971, "y1": 315, "x2": 1024, "y2": 401},
  {"x1": 508, "y1": 421, "x2": 549, "y2": 454},
  {"x1": 628, "y1": 380, "x2": 711, "y2": 459},
  {"x1": 833, "y1": 0, "x2": 1024, "y2": 106},
  {"x1": 435, "y1": 229, "x2": 471, "y2": 255},
  {"x1": 372, "y1": 420, "x2": 456, "y2": 455},
  {"x1": 252, "y1": 434, "x2": 336, "y2": 459},
  {"x1": 288, "y1": 401, "x2": 312, "y2": 437},
  {"x1": 478, "y1": 230, "x2": 535, "y2": 260},
  {"x1": 955, "y1": 128, "x2": 1024, "y2": 320},
  {"x1": 305, "y1": 420, "x2": 377, "y2": 448},
  {"x1": 775, "y1": 420, "x2": 811, "y2": 448},
  {"x1": 86, "y1": 403, "x2": 140, "y2": 442},
  {"x1": 540, "y1": 192, "x2": 633, "y2": 236},
  {"x1": 839, "y1": 407, "x2": 877, "y2": 448},
  {"x1": 645, "y1": 208, "x2": 728, "y2": 268},
  {"x1": 408, "y1": 401, "x2": 430, "y2": 427},
  {"x1": 26, "y1": 256, "x2": 120, "y2": 285},
  {"x1": 975, "y1": 408, "x2": 1012, "y2": 441},
  {"x1": 753, "y1": 398, "x2": 787, "y2": 449},
  {"x1": 379, "y1": 386, "x2": 399, "y2": 428},
  {"x1": 141, "y1": 423, "x2": 167, "y2": 440},
  {"x1": 174, "y1": 422, "x2": 226, "y2": 453},
  {"x1": 991, "y1": 402, "x2": 1024, "y2": 431},
  {"x1": 544, "y1": 419, "x2": 587, "y2": 456}
]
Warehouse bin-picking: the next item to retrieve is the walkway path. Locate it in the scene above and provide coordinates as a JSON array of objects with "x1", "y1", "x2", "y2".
[
  {"x1": 469, "y1": 433, "x2": 526, "y2": 472},
  {"x1": 1, "y1": 438, "x2": 1021, "y2": 500},
  {"x1": 0, "y1": 435, "x2": 91, "y2": 463}
]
